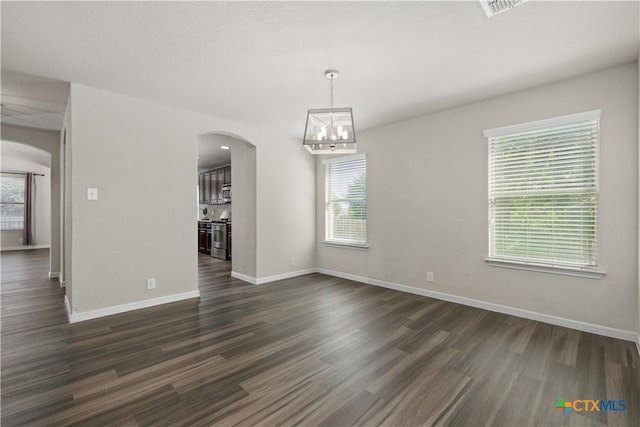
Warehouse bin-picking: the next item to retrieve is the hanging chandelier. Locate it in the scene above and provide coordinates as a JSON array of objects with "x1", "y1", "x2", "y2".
[{"x1": 303, "y1": 69, "x2": 356, "y2": 154}]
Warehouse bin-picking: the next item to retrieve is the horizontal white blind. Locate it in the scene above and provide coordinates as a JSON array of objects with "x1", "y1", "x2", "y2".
[
  {"x1": 0, "y1": 176, "x2": 25, "y2": 231},
  {"x1": 325, "y1": 154, "x2": 366, "y2": 245},
  {"x1": 488, "y1": 115, "x2": 598, "y2": 267}
]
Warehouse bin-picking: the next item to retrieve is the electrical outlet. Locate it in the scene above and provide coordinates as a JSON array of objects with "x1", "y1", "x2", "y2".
[
  {"x1": 18, "y1": 238, "x2": 23, "y2": 244},
  {"x1": 290, "y1": 256, "x2": 296, "y2": 266},
  {"x1": 427, "y1": 272, "x2": 434, "y2": 282},
  {"x1": 147, "y1": 278, "x2": 156, "y2": 290}
]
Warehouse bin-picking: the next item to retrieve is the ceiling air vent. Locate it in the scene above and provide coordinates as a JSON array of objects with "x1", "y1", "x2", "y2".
[{"x1": 480, "y1": 0, "x2": 528, "y2": 18}]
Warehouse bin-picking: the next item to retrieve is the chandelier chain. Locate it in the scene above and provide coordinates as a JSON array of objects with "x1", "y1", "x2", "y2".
[{"x1": 329, "y1": 76, "x2": 334, "y2": 108}]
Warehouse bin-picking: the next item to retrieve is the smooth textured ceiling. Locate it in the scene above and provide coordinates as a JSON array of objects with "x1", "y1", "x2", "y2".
[
  {"x1": 1, "y1": 140, "x2": 52, "y2": 169},
  {"x1": 1, "y1": 1, "x2": 638, "y2": 137},
  {"x1": 1, "y1": 70, "x2": 69, "y2": 130},
  {"x1": 198, "y1": 134, "x2": 233, "y2": 170}
]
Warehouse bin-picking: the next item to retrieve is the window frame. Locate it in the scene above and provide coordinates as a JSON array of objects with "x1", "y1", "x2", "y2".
[
  {"x1": 483, "y1": 110, "x2": 605, "y2": 279},
  {"x1": 0, "y1": 175, "x2": 26, "y2": 231},
  {"x1": 322, "y1": 153, "x2": 368, "y2": 250}
]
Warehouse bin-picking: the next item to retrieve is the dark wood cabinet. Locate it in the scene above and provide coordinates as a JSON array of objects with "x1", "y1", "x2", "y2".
[
  {"x1": 198, "y1": 222, "x2": 212, "y2": 253},
  {"x1": 216, "y1": 169, "x2": 224, "y2": 201},
  {"x1": 203, "y1": 172, "x2": 212, "y2": 203},
  {"x1": 198, "y1": 229, "x2": 207, "y2": 252},
  {"x1": 199, "y1": 173, "x2": 206, "y2": 203},
  {"x1": 209, "y1": 171, "x2": 218, "y2": 203},
  {"x1": 199, "y1": 165, "x2": 231, "y2": 205}
]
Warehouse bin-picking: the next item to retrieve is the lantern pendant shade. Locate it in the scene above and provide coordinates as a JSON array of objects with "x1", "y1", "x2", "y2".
[
  {"x1": 303, "y1": 107, "x2": 356, "y2": 154},
  {"x1": 303, "y1": 69, "x2": 356, "y2": 154}
]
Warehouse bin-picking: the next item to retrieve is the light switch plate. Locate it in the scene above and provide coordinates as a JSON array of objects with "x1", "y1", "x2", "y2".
[{"x1": 87, "y1": 188, "x2": 98, "y2": 200}]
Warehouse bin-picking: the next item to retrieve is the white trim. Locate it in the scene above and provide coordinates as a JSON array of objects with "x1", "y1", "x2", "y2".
[
  {"x1": 483, "y1": 109, "x2": 601, "y2": 138},
  {"x1": 322, "y1": 152, "x2": 366, "y2": 165},
  {"x1": 231, "y1": 269, "x2": 316, "y2": 285},
  {"x1": 255, "y1": 269, "x2": 316, "y2": 285},
  {"x1": 1, "y1": 244, "x2": 51, "y2": 251},
  {"x1": 231, "y1": 271, "x2": 257, "y2": 285},
  {"x1": 321, "y1": 241, "x2": 369, "y2": 251},
  {"x1": 485, "y1": 258, "x2": 606, "y2": 279},
  {"x1": 48, "y1": 271, "x2": 60, "y2": 279},
  {"x1": 64, "y1": 294, "x2": 71, "y2": 319},
  {"x1": 59, "y1": 265, "x2": 637, "y2": 345},
  {"x1": 67, "y1": 290, "x2": 200, "y2": 323},
  {"x1": 316, "y1": 268, "x2": 637, "y2": 343}
]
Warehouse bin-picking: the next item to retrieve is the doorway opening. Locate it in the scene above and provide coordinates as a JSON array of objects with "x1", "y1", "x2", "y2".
[
  {"x1": 0, "y1": 141, "x2": 53, "y2": 255},
  {"x1": 196, "y1": 132, "x2": 257, "y2": 288}
]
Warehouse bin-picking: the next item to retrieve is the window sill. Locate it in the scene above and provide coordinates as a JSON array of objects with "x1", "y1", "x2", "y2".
[
  {"x1": 322, "y1": 241, "x2": 369, "y2": 251},
  {"x1": 485, "y1": 258, "x2": 605, "y2": 279}
]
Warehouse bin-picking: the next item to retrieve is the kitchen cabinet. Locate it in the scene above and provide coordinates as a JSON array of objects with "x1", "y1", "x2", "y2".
[
  {"x1": 209, "y1": 171, "x2": 218, "y2": 203},
  {"x1": 216, "y1": 169, "x2": 224, "y2": 201},
  {"x1": 199, "y1": 173, "x2": 205, "y2": 203},
  {"x1": 199, "y1": 165, "x2": 231, "y2": 204},
  {"x1": 198, "y1": 228, "x2": 207, "y2": 252},
  {"x1": 198, "y1": 222, "x2": 212, "y2": 253},
  {"x1": 203, "y1": 172, "x2": 212, "y2": 204}
]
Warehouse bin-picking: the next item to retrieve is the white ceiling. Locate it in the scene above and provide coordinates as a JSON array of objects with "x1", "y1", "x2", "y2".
[
  {"x1": 1, "y1": 140, "x2": 52, "y2": 172},
  {"x1": 198, "y1": 134, "x2": 234, "y2": 170},
  {"x1": 1, "y1": 1, "x2": 638, "y2": 139},
  {"x1": 1, "y1": 70, "x2": 69, "y2": 130}
]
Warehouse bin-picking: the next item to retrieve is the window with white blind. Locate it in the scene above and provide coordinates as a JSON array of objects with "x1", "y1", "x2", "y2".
[
  {"x1": 0, "y1": 175, "x2": 25, "y2": 231},
  {"x1": 324, "y1": 154, "x2": 367, "y2": 247},
  {"x1": 484, "y1": 110, "x2": 603, "y2": 278}
]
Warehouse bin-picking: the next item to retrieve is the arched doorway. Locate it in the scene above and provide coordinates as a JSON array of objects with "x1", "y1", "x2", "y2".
[
  {"x1": 197, "y1": 132, "x2": 257, "y2": 280},
  {"x1": 0, "y1": 138, "x2": 59, "y2": 279}
]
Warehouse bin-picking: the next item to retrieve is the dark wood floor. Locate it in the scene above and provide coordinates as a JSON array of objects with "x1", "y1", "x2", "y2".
[{"x1": 1, "y1": 249, "x2": 639, "y2": 426}]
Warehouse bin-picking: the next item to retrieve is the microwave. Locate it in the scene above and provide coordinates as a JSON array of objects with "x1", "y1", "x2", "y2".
[{"x1": 221, "y1": 184, "x2": 231, "y2": 202}]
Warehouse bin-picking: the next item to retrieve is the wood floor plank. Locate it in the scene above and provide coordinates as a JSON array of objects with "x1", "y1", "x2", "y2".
[{"x1": 2, "y1": 249, "x2": 639, "y2": 426}]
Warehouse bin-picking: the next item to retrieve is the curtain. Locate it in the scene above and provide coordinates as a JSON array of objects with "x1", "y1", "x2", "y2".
[{"x1": 23, "y1": 173, "x2": 36, "y2": 245}]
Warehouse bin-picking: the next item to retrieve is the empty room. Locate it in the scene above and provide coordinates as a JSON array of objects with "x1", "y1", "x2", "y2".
[{"x1": 1, "y1": 1, "x2": 639, "y2": 426}]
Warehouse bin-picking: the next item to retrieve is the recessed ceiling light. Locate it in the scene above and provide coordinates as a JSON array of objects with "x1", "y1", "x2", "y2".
[{"x1": 220, "y1": 145, "x2": 230, "y2": 150}]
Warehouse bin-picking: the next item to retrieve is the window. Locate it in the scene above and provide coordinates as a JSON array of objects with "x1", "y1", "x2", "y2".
[
  {"x1": 484, "y1": 110, "x2": 602, "y2": 276},
  {"x1": 0, "y1": 175, "x2": 25, "y2": 230},
  {"x1": 324, "y1": 153, "x2": 367, "y2": 247}
]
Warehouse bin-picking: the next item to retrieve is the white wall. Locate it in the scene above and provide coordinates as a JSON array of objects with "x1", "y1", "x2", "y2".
[
  {"x1": 256, "y1": 141, "x2": 316, "y2": 278},
  {"x1": 229, "y1": 137, "x2": 257, "y2": 278},
  {"x1": 66, "y1": 83, "x2": 315, "y2": 316},
  {"x1": 317, "y1": 63, "x2": 639, "y2": 333}
]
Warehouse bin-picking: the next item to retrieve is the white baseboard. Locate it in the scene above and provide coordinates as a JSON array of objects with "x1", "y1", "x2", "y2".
[
  {"x1": 67, "y1": 290, "x2": 200, "y2": 323},
  {"x1": 64, "y1": 294, "x2": 71, "y2": 318},
  {"x1": 255, "y1": 268, "x2": 316, "y2": 285},
  {"x1": 1, "y1": 244, "x2": 50, "y2": 251},
  {"x1": 59, "y1": 264, "x2": 637, "y2": 348},
  {"x1": 49, "y1": 271, "x2": 60, "y2": 279},
  {"x1": 231, "y1": 271, "x2": 257, "y2": 284},
  {"x1": 316, "y1": 268, "x2": 638, "y2": 343},
  {"x1": 231, "y1": 268, "x2": 316, "y2": 285}
]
